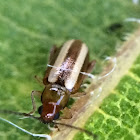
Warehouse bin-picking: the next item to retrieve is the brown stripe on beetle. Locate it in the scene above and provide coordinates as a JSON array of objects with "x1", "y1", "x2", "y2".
[
  {"x1": 48, "y1": 40, "x2": 74, "y2": 83},
  {"x1": 64, "y1": 42, "x2": 88, "y2": 90},
  {"x1": 56, "y1": 40, "x2": 83, "y2": 86}
]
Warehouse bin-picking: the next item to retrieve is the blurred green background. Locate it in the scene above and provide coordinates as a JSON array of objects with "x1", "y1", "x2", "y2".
[{"x1": 0, "y1": 0, "x2": 140, "y2": 140}]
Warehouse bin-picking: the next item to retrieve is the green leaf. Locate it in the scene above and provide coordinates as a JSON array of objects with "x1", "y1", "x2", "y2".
[
  {"x1": 0, "y1": 0, "x2": 140, "y2": 140},
  {"x1": 73, "y1": 55, "x2": 140, "y2": 140}
]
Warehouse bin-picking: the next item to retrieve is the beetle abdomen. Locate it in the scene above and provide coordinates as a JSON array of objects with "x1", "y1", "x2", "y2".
[{"x1": 48, "y1": 40, "x2": 88, "y2": 91}]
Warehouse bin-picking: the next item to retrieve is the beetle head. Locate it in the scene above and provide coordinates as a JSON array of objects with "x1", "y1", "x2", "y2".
[{"x1": 38, "y1": 103, "x2": 60, "y2": 123}]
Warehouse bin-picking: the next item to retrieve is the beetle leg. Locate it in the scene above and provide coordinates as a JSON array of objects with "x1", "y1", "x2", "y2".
[
  {"x1": 43, "y1": 45, "x2": 58, "y2": 85},
  {"x1": 87, "y1": 60, "x2": 96, "y2": 73},
  {"x1": 60, "y1": 107, "x2": 72, "y2": 119},
  {"x1": 48, "y1": 123, "x2": 59, "y2": 131},
  {"x1": 28, "y1": 91, "x2": 42, "y2": 115},
  {"x1": 49, "y1": 45, "x2": 58, "y2": 63},
  {"x1": 70, "y1": 92, "x2": 86, "y2": 98},
  {"x1": 34, "y1": 75, "x2": 44, "y2": 86}
]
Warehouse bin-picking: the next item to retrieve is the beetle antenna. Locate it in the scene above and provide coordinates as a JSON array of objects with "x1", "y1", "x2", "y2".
[
  {"x1": 0, "y1": 110, "x2": 39, "y2": 120},
  {"x1": 52, "y1": 121, "x2": 97, "y2": 139},
  {"x1": 0, "y1": 110, "x2": 97, "y2": 139}
]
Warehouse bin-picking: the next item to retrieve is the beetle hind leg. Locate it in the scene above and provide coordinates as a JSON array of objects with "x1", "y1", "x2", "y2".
[
  {"x1": 70, "y1": 92, "x2": 86, "y2": 98},
  {"x1": 34, "y1": 75, "x2": 44, "y2": 86},
  {"x1": 60, "y1": 107, "x2": 72, "y2": 119},
  {"x1": 87, "y1": 60, "x2": 96, "y2": 73}
]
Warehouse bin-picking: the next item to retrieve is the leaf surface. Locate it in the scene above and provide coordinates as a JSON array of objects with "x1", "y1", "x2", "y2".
[{"x1": 0, "y1": 1, "x2": 139, "y2": 140}]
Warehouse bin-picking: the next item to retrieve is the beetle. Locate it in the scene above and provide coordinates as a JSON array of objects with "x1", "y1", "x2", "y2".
[
  {"x1": 0, "y1": 39, "x2": 97, "y2": 139},
  {"x1": 28, "y1": 39, "x2": 96, "y2": 123}
]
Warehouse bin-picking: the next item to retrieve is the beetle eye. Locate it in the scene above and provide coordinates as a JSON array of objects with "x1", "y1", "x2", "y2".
[
  {"x1": 38, "y1": 105, "x2": 43, "y2": 114},
  {"x1": 53, "y1": 112, "x2": 60, "y2": 120}
]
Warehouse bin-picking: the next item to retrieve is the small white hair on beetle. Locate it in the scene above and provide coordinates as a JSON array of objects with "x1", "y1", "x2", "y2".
[
  {"x1": 47, "y1": 64, "x2": 96, "y2": 79},
  {"x1": 47, "y1": 57, "x2": 117, "y2": 81}
]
